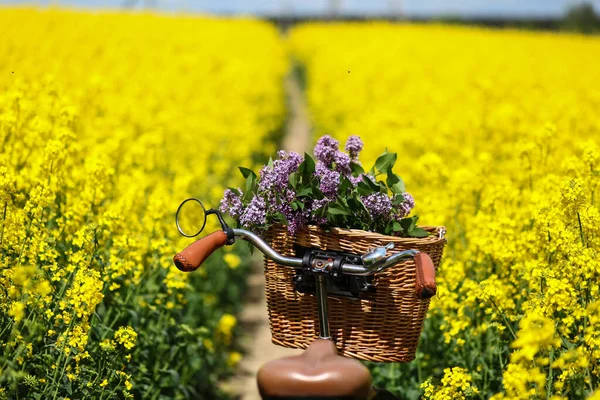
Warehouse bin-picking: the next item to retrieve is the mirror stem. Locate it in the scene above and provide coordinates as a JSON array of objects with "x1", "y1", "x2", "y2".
[{"x1": 207, "y1": 209, "x2": 230, "y2": 231}]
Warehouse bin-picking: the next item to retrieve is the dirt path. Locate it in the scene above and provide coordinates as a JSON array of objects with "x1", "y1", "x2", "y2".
[{"x1": 225, "y1": 70, "x2": 311, "y2": 399}]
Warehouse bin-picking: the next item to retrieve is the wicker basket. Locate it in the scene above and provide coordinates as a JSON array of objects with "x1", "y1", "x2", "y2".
[{"x1": 262, "y1": 224, "x2": 446, "y2": 363}]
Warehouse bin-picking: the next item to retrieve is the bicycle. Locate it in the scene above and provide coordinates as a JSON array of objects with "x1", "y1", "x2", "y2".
[{"x1": 173, "y1": 198, "x2": 437, "y2": 400}]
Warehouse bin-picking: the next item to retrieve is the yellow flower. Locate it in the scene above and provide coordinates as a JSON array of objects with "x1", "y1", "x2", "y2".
[
  {"x1": 203, "y1": 339, "x2": 214, "y2": 352},
  {"x1": 8, "y1": 302, "x2": 25, "y2": 322},
  {"x1": 100, "y1": 339, "x2": 116, "y2": 352},
  {"x1": 227, "y1": 351, "x2": 243, "y2": 367},
  {"x1": 216, "y1": 314, "x2": 237, "y2": 345},
  {"x1": 223, "y1": 253, "x2": 241, "y2": 269},
  {"x1": 114, "y1": 326, "x2": 138, "y2": 350}
]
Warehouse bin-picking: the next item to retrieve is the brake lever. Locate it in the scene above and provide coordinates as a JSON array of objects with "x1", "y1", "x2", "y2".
[{"x1": 361, "y1": 243, "x2": 394, "y2": 265}]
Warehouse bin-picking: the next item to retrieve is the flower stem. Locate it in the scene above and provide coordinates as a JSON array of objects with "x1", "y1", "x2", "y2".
[
  {"x1": 577, "y1": 212, "x2": 585, "y2": 247},
  {"x1": 0, "y1": 201, "x2": 7, "y2": 246},
  {"x1": 546, "y1": 348, "x2": 554, "y2": 399},
  {"x1": 489, "y1": 298, "x2": 517, "y2": 340}
]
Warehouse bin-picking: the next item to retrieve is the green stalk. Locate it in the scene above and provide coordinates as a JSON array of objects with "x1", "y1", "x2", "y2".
[
  {"x1": 46, "y1": 310, "x2": 77, "y2": 400},
  {"x1": 489, "y1": 298, "x2": 517, "y2": 341},
  {"x1": 577, "y1": 212, "x2": 585, "y2": 247},
  {"x1": 586, "y1": 366, "x2": 595, "y2": 393},
  {"x1": 0, "y1": 200, "x2": 7, "y2": 246},
  {"x1": 391, "y1": 362, "x2": 397, "y2": 390},
  {"x1": 546, "y1": 348, "x2": 554, "y2": 399}
]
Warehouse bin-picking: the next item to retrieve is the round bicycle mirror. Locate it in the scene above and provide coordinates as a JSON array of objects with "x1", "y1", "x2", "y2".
[{"x1": 176, "y1": 198, "x2": 207, "y2": 237}]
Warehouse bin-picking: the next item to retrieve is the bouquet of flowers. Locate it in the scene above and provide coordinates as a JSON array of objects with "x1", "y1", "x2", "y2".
[{"x1": 219, "y1": 135, "x2": 428, "y2": 238}]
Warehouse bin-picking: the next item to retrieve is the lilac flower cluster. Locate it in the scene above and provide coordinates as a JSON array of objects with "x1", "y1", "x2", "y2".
[
  {"x1": 313, "y1": 136, "x2": 339, "y2": 166},
  {"x1": 219, "y1": 134, "x2": 418, "y2": 237},
  {"x1": 316, "y1": 162, "x2": 340, "y2": 197},
  {"x1": 239, "y1": 195, "x2": 267, "y2": 227},
  {"x1": 259, "y1": 150, "x2": 302, "y2": 192},
  {"x1": 334, "y1": 151, "x2": 351, "y2": 175},
  {"x1": 362, "y1": 192, "x2": 393, "y2": 219},
  {"x1": 396, "y1": 193, "x2": 415, "y2": 218},
  {"x1": 314, "y1": 135, "x2": 355, "y2": 175},
  {"x1": 344, "y1": 136, "x2": 363, "y2": 162},
  {"x1": 219, "y1": 189, "x2": 244, "y2": 219}
]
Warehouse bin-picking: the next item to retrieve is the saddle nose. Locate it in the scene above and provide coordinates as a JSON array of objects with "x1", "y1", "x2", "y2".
[{"x1": 257, "y1": 339, "x2": 372, "y2": 399}]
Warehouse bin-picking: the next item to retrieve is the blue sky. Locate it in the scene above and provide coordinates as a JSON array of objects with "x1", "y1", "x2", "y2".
[{"x1": 2, "y1": 0, "x2": 600, "y2": 17}]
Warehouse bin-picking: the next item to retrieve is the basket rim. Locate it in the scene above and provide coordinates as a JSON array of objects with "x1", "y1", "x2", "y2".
[{"x1": 267, "y1": 223, "x2": 447, "y2": 245}]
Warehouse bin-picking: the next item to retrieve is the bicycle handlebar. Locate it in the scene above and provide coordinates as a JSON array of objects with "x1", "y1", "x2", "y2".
[{"x1": 173, "y1": 229, "x2": 436, "y2": 299}]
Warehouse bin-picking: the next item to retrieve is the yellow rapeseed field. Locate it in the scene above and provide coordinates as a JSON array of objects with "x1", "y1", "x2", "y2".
[
  {"x1": 0, "y1": 8, "x2": 286, "y2": 398},
  {"x1": 3, "y1": 7, "x2": 599, "y2": 399},
  {"x1": 291, "y1": 23, "x2": 600, "y2": 399}
]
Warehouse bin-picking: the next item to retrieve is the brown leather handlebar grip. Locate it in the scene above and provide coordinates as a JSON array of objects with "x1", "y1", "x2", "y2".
[
  {"x1": 173, "y1": 231, "x2": 228, "y2": 272},
  {"x1": 415, "y1": 252, "x2": 437, "y2": 299}
]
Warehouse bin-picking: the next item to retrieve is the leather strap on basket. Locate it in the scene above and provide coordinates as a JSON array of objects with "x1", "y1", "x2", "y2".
[{"x1": 414, "y1": 252, "x2": 436, "y2": 299}]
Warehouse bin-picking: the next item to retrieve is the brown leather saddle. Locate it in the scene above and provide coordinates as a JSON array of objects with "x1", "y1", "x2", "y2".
[{"x1": 257, "y1": 339, "x2": 374, "y2": 400}]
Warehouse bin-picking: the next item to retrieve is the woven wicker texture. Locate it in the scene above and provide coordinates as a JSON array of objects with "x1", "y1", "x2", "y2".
[{"x1": 263, "y1": 225, "x2": 446, "y2": 363}]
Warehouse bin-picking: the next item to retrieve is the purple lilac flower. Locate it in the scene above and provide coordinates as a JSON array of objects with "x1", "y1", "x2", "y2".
[
  {"x1": 220, "y1": 189, "x2": 244, "y2": 220},
  {"x1": 274, "y1": 201, "x2": 293, "y2": 220},
  {"x1": 313, "y1": 135, "x2": 339, "y2": 166},
  {"x1": 344, "y1": 135, "x2": 363, "y2": 161},
  {"x1": 362, "y1": 192, "x2": 393, "y2": 219},
  {"x1": 239, "y1": 195, "x2": 267, "y2": 227},
  {"x1": 309, "y1": 198, "x2": 330, "y2": 225},
  {"x1": 316, "y1": 162, "x2": 340, "y2": 197},
  {"x1": 258, "y1": 150, "x2": 302, "y2": 192},
  {"x1": 334, "y1": 151, "x2": 351, "y2": 176},
  {"x1": 287, "y1": 211, "x2": 308, "y2": 235},
  {"x1": 396, "y1": 192, "x2": 415, "y2": 218}
]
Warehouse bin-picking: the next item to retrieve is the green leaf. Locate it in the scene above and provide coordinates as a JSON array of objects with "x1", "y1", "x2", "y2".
[
  {"x1": 297, "y1": 186, "x2": 313, "y2": 197},
  {"x1": 410, "y1": 227, "x2": 430, "y2": 238},
  {"x1": 243, "y1": 174, "x2": 255, "y2": 202},
  {"x1": 274, "y1": 212, "x2": 289, "y2": 225},
  {"x1": 362, "y1": 175, "x2": 381, "y2": 192},
  {"x1": 228, "y1": 187, "x2": 242, "y2": 196},
  {"x1": 392, "y1": 194, "x2": 405, "y2": 205},
  {"x1": 327, "y1": 202, "x2": 351, "y2": 216},
  {"x1": 313, "y1": 203, "x2": 327, "y2": 216},
  {"x1": 339, "y1": 176, "x2": 352, "y2": 193},
  {"x1": 375, "y1": 151, "x2": 397, "y2": 174},
  {"x1": 239, "y1": 167, "x2": 257, "y2": 180},
  {"x1": 305, "y1": 153, "x2": 316, "y2": 173},
  {"x1": 348, "y1": 196, "x2": 369, "y2": 214},
  {"x1": 290, "y1": 200, "x2": 305, "y2": 211},
  {"x1": 289, "y1": 172, "x2": 299, "y2": 189},
  {"x1": 400, "y1": 216, "x2": 417, "y2": 233},
  {"x1": 386, "y1": 172, "x2": 406, "y2": 194},
  {"x1": 65, "y1": 378, "x2": 73, "y2": 395},
  {"x1": 312, "y1": 184, "x2": 325, "y2": 200},
  {"x1": 357, "y1": 180, "x2": 373, "y2": 196},
  {"x1": 299, "y1": 153, "x2": 316, "y2": 176},
  {"x1": 350, "y1": 162, "x2": 364, "y2": 175}
]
